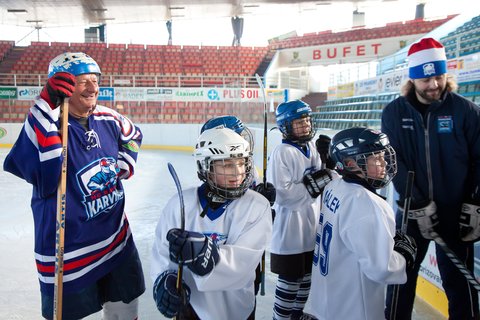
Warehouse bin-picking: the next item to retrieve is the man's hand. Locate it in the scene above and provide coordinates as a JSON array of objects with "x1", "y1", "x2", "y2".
[
  {"x1": 40, "y1": 72, "x2": 75, "y2": 109},
  {"x1": 407, "y1": 201, "x2": 439, "y2": 240},
  {"x1": 460, "y1": 202, "x2": 480, "y2": 242}
]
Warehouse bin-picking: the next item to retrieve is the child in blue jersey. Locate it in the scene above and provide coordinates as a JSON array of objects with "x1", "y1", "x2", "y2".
[
  {"x1": 3, "y1": 52, "x2": 145, "y2": 320},
  {"x1": 151, "y1": 127, "x2": 272, "y2": 319}
]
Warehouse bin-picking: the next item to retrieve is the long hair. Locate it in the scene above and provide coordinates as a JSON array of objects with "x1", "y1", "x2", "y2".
[{"x1": 400, "y1": 74, "x2": 458, "y2": 96}]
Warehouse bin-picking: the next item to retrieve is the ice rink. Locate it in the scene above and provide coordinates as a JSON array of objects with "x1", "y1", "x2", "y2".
[{"x1": 0, "y1": 148, "x2": 444, "y2": 319}]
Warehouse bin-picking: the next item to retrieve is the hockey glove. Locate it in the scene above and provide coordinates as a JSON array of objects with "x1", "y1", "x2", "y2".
[
  {"x1": 153, "y1": 270, "x2": 190, "y2": 318},
  {"x1": 254, "y1": 182, "x2": 276, "y2": 206},
  {"x1": 303, "y1": 169, "x2": 333, "y2": 198},
  {"x1": 315, "y1": 134, "x2": 336, "y2": 170},
  {"x1": 394, "y1": 230, "x2": 417, "y2": 270},
  {"x1": 167, "y1": 228, "x2": 220, "y2": 276},
  {"x1": 406, "y1": 201, "x2": 439, "y2": 240},
  {"x1": 460, "y1": 202, "x2": 480, "y2": 242},
  {"x1": 40, "y1": 72, "x2": 75, "y2": 109}
]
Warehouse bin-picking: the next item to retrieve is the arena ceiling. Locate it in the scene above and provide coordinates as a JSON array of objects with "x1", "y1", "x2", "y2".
[{"x1": 0, "y1": 0, "x2": 406, "y2": 29}]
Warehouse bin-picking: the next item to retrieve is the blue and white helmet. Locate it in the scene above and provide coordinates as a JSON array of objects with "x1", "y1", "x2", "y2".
[
  {"x1": 201, "y1": 115, "x2": 254, "y2": 150},
  {"x1": 48, "y1": 52, "x2": 101, "y2": 78},
  {"x1": 276, "y1": 99, "x2": 316, "y2": 144}
]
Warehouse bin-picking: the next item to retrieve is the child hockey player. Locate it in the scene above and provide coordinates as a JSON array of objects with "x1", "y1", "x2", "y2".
[
  {"x1": 309, "y1": 127, "x2": 417, "y2": 320},
  {"x1": 150, "y1": 127, "x2": 272, "y2": 319},
  {"x1": 268, "y1": 99, "x2": 332, "y2": 320}
]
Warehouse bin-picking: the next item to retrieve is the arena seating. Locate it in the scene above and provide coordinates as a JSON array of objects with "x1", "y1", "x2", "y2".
[{"x1": 441, "y1": 15, "x2": 480, "y2": 58}]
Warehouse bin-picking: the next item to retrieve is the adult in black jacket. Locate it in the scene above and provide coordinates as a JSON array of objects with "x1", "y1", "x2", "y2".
[{"x1": 382, "y1": 37, "x2": 480, "y2": 320}]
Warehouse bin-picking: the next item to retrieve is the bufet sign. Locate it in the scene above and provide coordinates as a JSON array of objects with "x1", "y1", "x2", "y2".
[{"x1": 278, "y1": 35, "x2": 419, "y2": 67}]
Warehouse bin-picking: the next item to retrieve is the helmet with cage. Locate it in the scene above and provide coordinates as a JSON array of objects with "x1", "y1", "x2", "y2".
[
  {"x1": 201, "y1": 115, "x2": 255, "y2": 150},
  {"x1": 48, "y1": 52, "x2": 101, "y2": 78},
  {"x1": 330, "y1": 127, "x2": 397, "y2": 189},
  {"x1": 194, "y1": 127, "x2": 254, "y2": 199},
  {"x1": 275, "y1": 99, "x2": 316, "y2": 144}
]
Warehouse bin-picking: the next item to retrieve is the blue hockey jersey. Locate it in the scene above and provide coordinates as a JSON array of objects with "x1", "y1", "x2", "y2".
[{"x1": 3, "y1": 98, "x2": 143, "y2": 296}]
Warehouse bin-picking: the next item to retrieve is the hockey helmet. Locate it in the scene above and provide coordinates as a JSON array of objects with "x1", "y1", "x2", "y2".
[
  {"x1": 201, "y1": 115, "x2": 254, "y2": 150},
  {"x1": 194, "y1": 127, "x2": 254, "y2": 199},
  {"x1": 48, "y1": 52, "x2": 101, "y2": 78},
  {"x1": 276, "y1": 99, "x2": 316, "y2": 144},
  {"x1": 330, "y1": 127, "x2": 397, "y2": 189}
]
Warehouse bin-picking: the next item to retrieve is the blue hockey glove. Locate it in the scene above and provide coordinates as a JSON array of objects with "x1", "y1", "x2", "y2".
[
  {"x1": 167, "y1": 228, "x2": 220, "y2": 276},
  {"x1": 394, "y1": 230, "x2": 417, "y2": 270},
  {"x1": 303, "y1": 169, "x2": 333, "y2": 198},
  {"x1": 153, "y1": 270, "x2": 190, "y2": 318},
  {"x1": 254, "y1": 182, "x2": 276, "y2": 206},
  {"x1": 460, "y1": 202, "x2": 480, "y2": 242}
]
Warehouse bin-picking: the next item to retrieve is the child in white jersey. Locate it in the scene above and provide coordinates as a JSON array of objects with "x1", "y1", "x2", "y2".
[
  {"x1": 150, "y1": 127, "x2": 272, "y2": 320},
  {"x1": 309, "y1": 127, "x2": 417, "y2": 320}
]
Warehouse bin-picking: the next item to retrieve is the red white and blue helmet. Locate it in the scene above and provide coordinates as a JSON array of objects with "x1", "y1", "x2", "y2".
[
  {"x1": 48, "y1": 52, "x2": 101, "y2": 78},
  {"x1": 201, "y1": 115, "x2": 254, "y2": 150},
  {"x1": 275, "y1": 99, "x2": 315, "y2": 144},
  {"x1": 330, "y1": 127, "x2": 397, "y2": 189}
]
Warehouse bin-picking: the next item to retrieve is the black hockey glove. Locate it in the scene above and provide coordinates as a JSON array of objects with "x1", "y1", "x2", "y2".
[
  {"x1": 460, "y1": 202, "x2": 480, "y2": 242},
  {"x1": 254, "y1": 182, "x2": 276, "y2": 206},
  {"x1": 40, "y1": 72, "x2": 75, "y2": 109},
  {"x1": 405, "y1": 201, "x2": 439, "y2": 240},
  {"x1": 315, "y1": 134, "x2": 336, "y2": 170},
  {"x1": 153, "y1": 270, "x2": 190, "y2": 318},
  {"x1": 167, "y1": 228, "x2": 220, "y2": 276},
  {"x1": 303, "y1": 169, "x2": 333, "y2": 198},
  {"x1": 393, "y1": 230, "x2": 417, "y2": 270}
]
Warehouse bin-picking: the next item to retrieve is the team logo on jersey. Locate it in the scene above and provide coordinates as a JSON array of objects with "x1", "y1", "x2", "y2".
[
  {"x1": 204, "y1": 232, "x2": 227, "y2": 245},
  {"x1": 76, "y1": 157, "x2": 124, "y2": 220},
  {"x1": 437, "y1": 116, "x2": 453, "y2": 133},
  {"x1": 85, "y1": 129, "x2": 101, "y2": 150}
]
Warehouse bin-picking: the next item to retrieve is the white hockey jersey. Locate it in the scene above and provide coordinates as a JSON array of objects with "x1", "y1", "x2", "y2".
[
  {"x1": 267, "y1": 140, "x2": 322, "y2": 254},
  {"x1": 309, "y1": 178, "x2": 407, "y2": 320},
  {"x1": 150, "y1": 186, "x2": 272, "y2": 320}
]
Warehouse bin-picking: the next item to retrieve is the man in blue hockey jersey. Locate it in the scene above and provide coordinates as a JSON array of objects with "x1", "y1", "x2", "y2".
[{"x1": 3, "y1": 52, "x2": 145, "y2": 320}]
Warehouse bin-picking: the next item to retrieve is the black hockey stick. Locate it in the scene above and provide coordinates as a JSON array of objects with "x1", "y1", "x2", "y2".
[
  {"x1": 255, "y1": 73, "x2": 268, "y2": 296},
  {"x1": 432, "y1": 234, "x2": 480, "y2": 291},
  {"x1": 167, "y1": 163, "x2": 187, "y2": 319},
  {"x1": 390, "y1": 170, "x2": 415, "y2": 320}
]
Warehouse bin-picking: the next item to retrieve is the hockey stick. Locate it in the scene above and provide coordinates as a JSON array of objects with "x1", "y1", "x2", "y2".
[
  {"x1": 167, "y1": 163, "x2": 187, "y2": 319},
  {"x1": 390, "y1": 170, "x2": 415, "y2": 320},
  {"x1": 433, "y1": 234, "x2": 480, "y2": 291},
  {"x1": 255, "y1": 73, "x2": 268, "y2": 296},
  {"x1": 53, "y1": 98, "x2": 70, "y2": 320}
]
